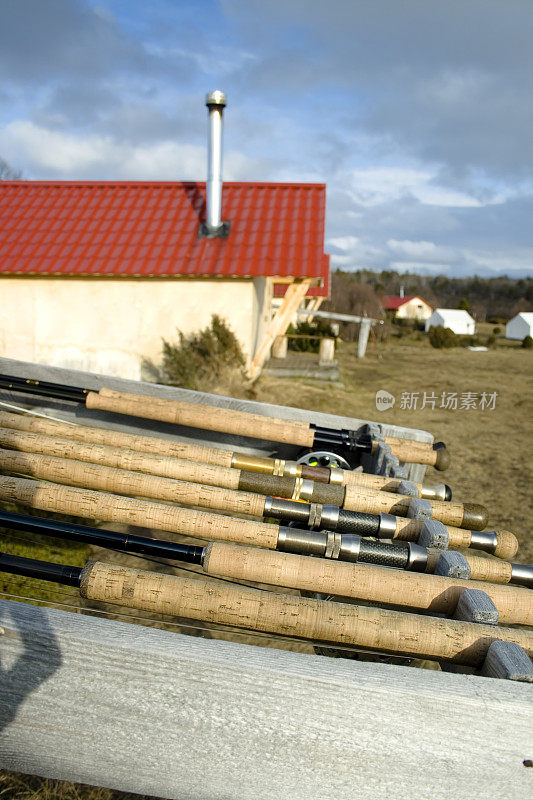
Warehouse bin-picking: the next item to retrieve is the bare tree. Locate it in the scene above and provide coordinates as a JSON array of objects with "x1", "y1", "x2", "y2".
[
  {"x1": 0, "y1": 157, "x2": 22, "y2": 179},
  {"x1": 323, "y1": 272, "x2": 386, "y2": 340}
]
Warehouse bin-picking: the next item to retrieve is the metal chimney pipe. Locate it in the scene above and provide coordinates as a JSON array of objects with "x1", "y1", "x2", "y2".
[{"x1": 205, "y1": 90, "x2": 227, "y2": 235}]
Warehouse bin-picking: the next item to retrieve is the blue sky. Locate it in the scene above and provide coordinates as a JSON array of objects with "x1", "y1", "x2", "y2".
[{"x1": 1, "y1": 0, "x2": 532, "y2": 277}]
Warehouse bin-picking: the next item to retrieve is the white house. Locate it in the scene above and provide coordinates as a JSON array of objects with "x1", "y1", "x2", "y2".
[
  {"x1": 505, "y1": 312, "x2": 533, "y2": 340},
  {"x1": 425, "y1": 309, "x2": 476, "y2": 335}
]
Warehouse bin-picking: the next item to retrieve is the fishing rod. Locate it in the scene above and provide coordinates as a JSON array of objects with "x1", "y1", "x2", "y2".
[
  {"x1": 0, "y1": 432, "x2": 484, "y2": 529},
  {"x1": 0, "y1": 374, "x2": 450, "y2": 470},
  {"x1": 0, "y1": 550, "x2": 531, "y2": 665},
  {"x1": 0, "y1": 473, "x2": 518, "y2": 565},
  {"x1": 2, "y1": 509, "x2": 531, "y2": 595},
  {"x1": 0, "y1": 409, "x2": 452, "y2": 500}
]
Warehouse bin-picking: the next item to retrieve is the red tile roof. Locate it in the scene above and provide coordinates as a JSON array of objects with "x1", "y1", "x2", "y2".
[
  {"x1": 382, "y1": 295, "x2": 429, "y2": 310},
  {"x1": 273, "y1": 253, "x2": 330, "y2": 297},
  {"x1": 0, "y1": 181, "x2": 328, "y2": 284}
]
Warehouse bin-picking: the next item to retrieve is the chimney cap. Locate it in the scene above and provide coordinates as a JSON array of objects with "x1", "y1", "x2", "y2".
[{"x1": 205, "y1": 90, "x2": 227, "y2": 108}]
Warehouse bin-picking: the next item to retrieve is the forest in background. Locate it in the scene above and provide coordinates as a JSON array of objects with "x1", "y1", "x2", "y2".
[{"x1": 325, "y1": 270, "x2": 533, "y2": 324}]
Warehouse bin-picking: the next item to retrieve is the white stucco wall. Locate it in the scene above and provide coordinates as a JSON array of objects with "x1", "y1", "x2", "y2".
[
  {"x1": 0, "y1": 277, "x2": 271, "y2": 380},
  {"x1": 395, "y1": 298, "x2": 432, "y2": 320}
]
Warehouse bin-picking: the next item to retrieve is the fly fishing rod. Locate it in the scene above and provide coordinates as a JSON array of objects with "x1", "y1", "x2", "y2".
[
  {"x1": 0, "y1": 374, "x2": 450, "y2": 470},
  {"x1": 0, "y1": 473, "x2": 518, "y2": 567},
  {"x1": 0, "y1": 432, "x2": 485, "y2": 529},
  {"x1": 2, "y1": 509, "x2": 531, "y2": 596},
  {"x1": 0, "y1": 550, "x2": 531, "y2": 665},
  {"x1": 0, "y1": 409, "x2": 452, "y2": 500}
]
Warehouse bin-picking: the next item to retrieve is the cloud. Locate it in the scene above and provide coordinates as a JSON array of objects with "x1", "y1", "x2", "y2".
[
  {"x1": 343, "y1": 166, "x2": 496, "y2": 209},
  {"x1": 387, "y1": 240, "x2": 455, "y2": 261},
  {"x1": 0, "y1": 0, "x2": 531, "y2": 278},
  {"x1": 0, "y1": 119, "x2": 263, "y2": 180},
  {"x1": 222, "y1": 0, "x2": 533, "y2": 180},
  {"x1": 0, "y1": 0, "x2": 147, "y2": 84}
]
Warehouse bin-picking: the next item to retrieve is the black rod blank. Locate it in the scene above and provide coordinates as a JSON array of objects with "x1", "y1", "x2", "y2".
[
  {"x1": 0, "y1": 551, "x2": 82, "y2": 586},
  {"x1": 0, "y1": 374, "x2": 89, "y2": 404},
  {"x1": 0, "y1": 510, "x2": 205, "y2": 566}
]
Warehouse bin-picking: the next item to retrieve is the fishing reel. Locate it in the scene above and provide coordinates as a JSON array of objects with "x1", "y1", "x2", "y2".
[
  {"x1": 296, "y1": 449, "x2": 352, "y2": 471},
  {"x1": 300, "y1": 424, "x2": 374, "y2": 470}
]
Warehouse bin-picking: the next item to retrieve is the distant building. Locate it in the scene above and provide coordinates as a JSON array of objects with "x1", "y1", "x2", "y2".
[
  {"x1": 506, "y1": 312, "x2": 533, "y2": 340},
  {"x1": 382, "y1": 295, "x2": 432, "y2": 321},
  {"x1": 425, "y1": 309, "x2": 476, "y2": 335}
]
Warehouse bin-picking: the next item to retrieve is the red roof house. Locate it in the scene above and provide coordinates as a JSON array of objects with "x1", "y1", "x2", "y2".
[
  {"x1": 0, "y1": 180, "x2": 329, "y2": 379},
  {"x1": 381, "y1": 295, "x2": 433, "y2": 321}
]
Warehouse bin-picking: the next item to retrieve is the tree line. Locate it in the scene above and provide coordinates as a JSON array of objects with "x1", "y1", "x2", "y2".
[{"x1": 325, "y1": 269, "x2": 533, "y2": 323}]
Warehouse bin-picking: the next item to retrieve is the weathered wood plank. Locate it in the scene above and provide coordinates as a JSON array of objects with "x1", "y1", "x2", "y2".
[{"x1": 0, "y1": 599, "x2": 531, "y2": 800}]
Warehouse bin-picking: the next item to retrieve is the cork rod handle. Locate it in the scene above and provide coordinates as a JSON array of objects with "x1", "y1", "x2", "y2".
[
  {"x1": 0, "y1": 427, "x2": 242, "y2": 491},
  {"x1": 461, "y1": 554, "x2": 514, "y2": 584},
  {"x1": 383, "y1": 438, "x2": 450, "y2": 470},
  {"x1": 340, "y1": 470, "x2": 423, "y2": 495},
  {"x1": 0, "y1": 409, "x2": 236, "y2": 467},
  {"x1": 87, "y1": 389, "x2": 315, "y2": 448},
  {"x1": 203, "y1": 542, "x2": 533, "y2": 626},
  {"x1": 343, "y1": 485, "x2": 488, "y2": 530},
  {"x1": 79, "y1": 561, "x2": 533, "y2": 666},
  {"x1": 0, "y1": 475, "x2": 280, "y2": 549},
  {"x1": 391, "y1": 518, "x2": 519, "y2": 560},
  {"x1": 0, "y1": 449, "x2": 267, "y2": 519}
]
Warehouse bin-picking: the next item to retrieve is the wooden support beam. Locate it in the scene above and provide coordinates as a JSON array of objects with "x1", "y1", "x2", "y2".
[
  {"x1": 249, "y1": 279, "x2": 312, "y2": 380},
  {"x1": 301, "y1": 296, "x2": 324, "y2": 323}
]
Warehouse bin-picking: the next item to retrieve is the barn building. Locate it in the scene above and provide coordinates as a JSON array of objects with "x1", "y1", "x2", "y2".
[
  {"x1": 0, "y1": 93, "x2": 329, "y2": 381},
  {"x1": 505, "y1": 312, "x2": 533, "y2": 341}
]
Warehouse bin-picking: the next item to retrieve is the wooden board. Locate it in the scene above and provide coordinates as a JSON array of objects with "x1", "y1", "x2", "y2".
[{"x1": 0, "y1": 599, "x2": 532, "y2": 800}]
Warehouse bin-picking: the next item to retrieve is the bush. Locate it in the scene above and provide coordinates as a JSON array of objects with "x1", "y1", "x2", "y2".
[
  {"x1": 486, "y1": 334, "x2": 496, "y2": 348},
  {"x1": 522, "y1": 335, "x2": 533, "y2": 349},
  {"x1": 161, "y1": 315, "x2": 245, "y2": 391},
  {"x1": 287, "y1": 319, "x2": 337, "y2": 353},
  {"x1": 459, "y1": 334, "x2": 482, "y2": 348},
  {"x1": 428, "y1": 326, "x2": 459, "y2": 348},
  {"x1": 493, "y1": 326, "x2": 501, "y2": 335}
]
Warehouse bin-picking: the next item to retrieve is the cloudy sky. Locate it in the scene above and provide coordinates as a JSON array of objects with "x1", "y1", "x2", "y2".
[{"x1": 1, "y1": 0, "x2": 532, "y2": 277}]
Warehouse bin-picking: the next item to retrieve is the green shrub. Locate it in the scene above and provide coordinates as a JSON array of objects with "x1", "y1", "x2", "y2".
[
  {"x1": 428, "y1": 325, "x2": 458, "y2": 348},
  {"x1": 493, "y1": 326, "x2": 501, "y2": 335},
  {"x1": 161, "y1": 315, "x2": 245, "y2": 391},
  {"x1": 287, "y1": 319, "x2": 337, "y2": 353},
  {"x1": 522, "y1": 335, "x2": 533, "y2": 349},
  {"x1": 459, "y1": 334, "x2": 482, "y2": 348},
  {"x1": 486, "y1": 334, "x2": 496, "y2": 348}
]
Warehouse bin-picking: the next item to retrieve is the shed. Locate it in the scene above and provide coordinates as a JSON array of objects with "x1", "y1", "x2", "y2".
[
  {"x1": 505, "y1": 312, "x2": 533, "y2": 340},
  {"x1": 382, "y1": 295, "x2": 432, "y2": 321},
  {"x1": 0, "y1": 180, "x2": 329, "y2": 381},
  {"x1": 425, "y1": 309, "x2": 476, "y2": 335}
]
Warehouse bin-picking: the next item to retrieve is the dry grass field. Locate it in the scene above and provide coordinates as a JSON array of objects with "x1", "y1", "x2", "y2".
[
  {"x1": 253, "y1": 328, "x2": 533, "y2": 561},
  {"x1": 1, "y1": 329, "x2": 531, "y2": 799}
]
